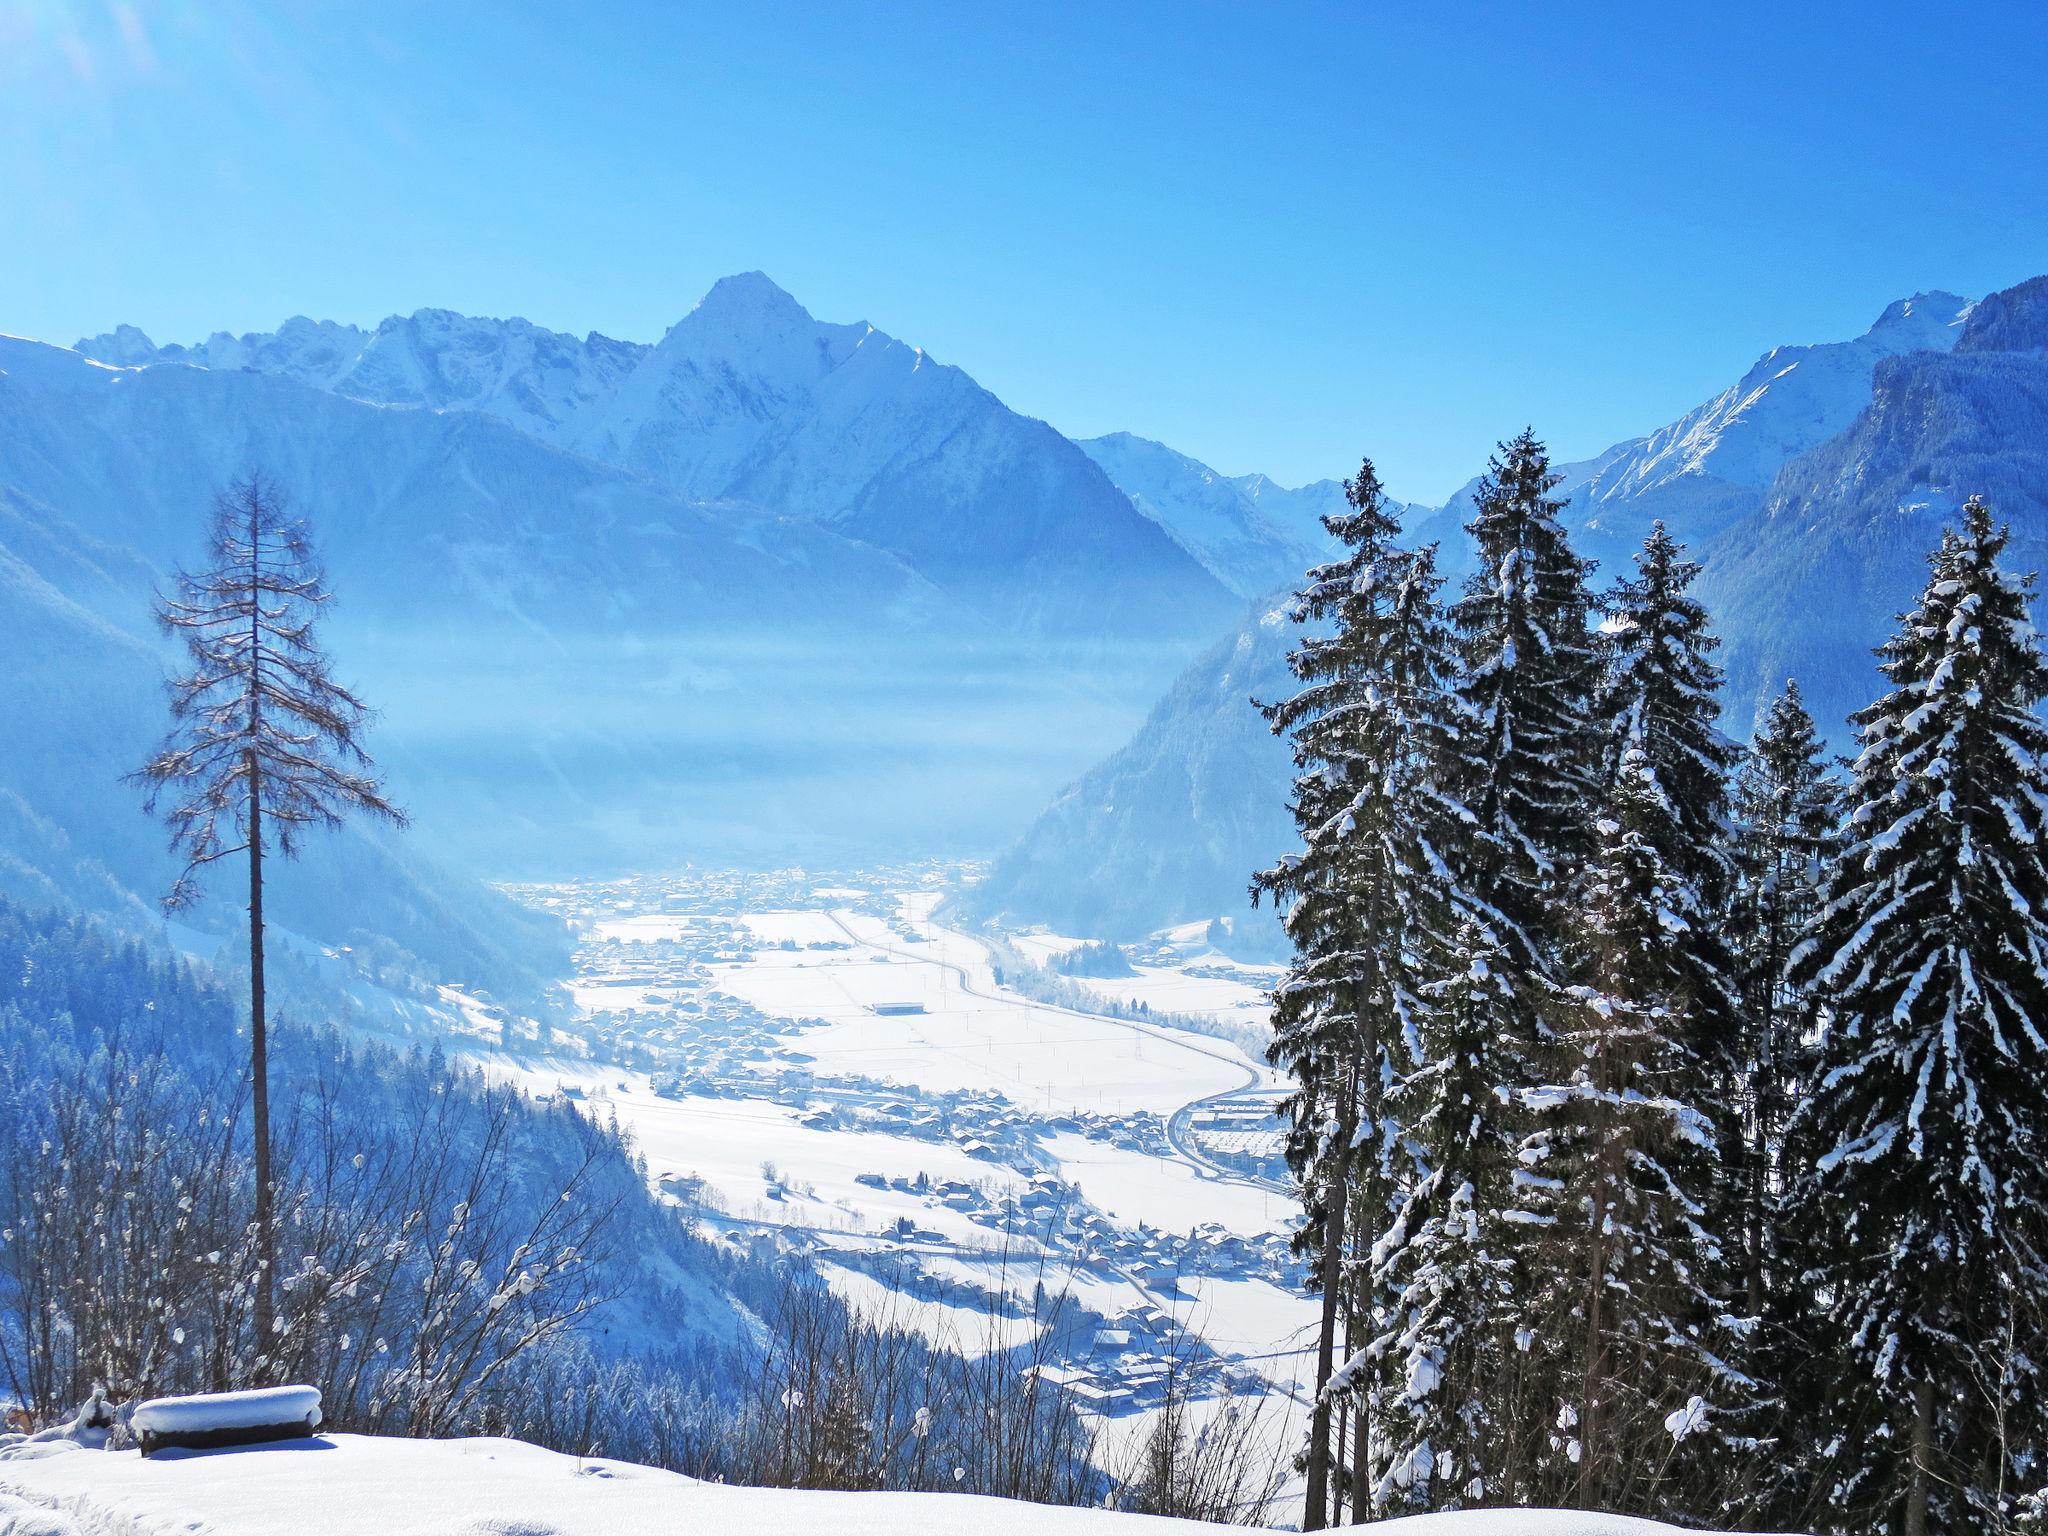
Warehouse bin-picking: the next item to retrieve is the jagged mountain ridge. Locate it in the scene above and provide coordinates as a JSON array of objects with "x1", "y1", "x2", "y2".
[
  {"x1": 0, "y1": 307, "x2": 1276, "y2": 1006},
  {"x1": 0, "y1": 331, "x2": 1018, "y2": 888},
  {"x1": 1702, "y1": 274, "x2": 2048, "y2": 734},
  {"x1": 77, "y1": 274, "x2": 1238, "y2": 642},
  {"x1": 967, "y1": 279, "x2": 2044, "y2": 951},
  {"x1": 1404, "y1": 290, "x2": 1975, "y2": 578},
  {"x1": 25, "y1": 271, "x2": 1371, "y2": 1015}
]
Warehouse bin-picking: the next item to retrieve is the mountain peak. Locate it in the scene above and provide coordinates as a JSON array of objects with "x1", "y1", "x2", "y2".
[
  {"x1": 1954, "y1": 273, "x2": 2048, "y2": 355},
  {"x1": 1870, "y1": 289, "x2": 1972, "y2": 339},
  {"x1": 690, "y1": 271, "x2": 811, "y2": 325},
  {"x1": 71, "y1": 323, "x2": 158, "y2": 365}
]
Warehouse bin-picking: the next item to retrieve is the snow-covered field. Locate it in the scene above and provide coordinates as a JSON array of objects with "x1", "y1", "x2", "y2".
[
  {"x1": 493, "y1": 1067, "x2": 1031, "y2": 1241},
  {"x1": 482, "y1": 870, "x2": 1316, "y2": 1454},
  {"x1": 0, "y1": 1431, "x2": 1775, "y2": 1536},
  {"x1": 715, "y1": 904, "x2": 1262, "y2": 1116}
]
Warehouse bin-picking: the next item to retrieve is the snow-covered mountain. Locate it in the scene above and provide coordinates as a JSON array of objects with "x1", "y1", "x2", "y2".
[
  {"x1": 971, "y1": 280, "x2": 2041, "y2": 950},
  {"x1": 1406, "y1": 290, "x2": 1975, "y2": 578},
  {"x1": 1077, "y1": 432, "x2": 1355, "y2": 597},
  {"x1": 951, "y1": 591, "x2": 1297, "y2": 953},
  {"x1": 80, "y1": 275, "x2": 1236, "y2": 642},
  {"x1": 5, "y1": 274, "x2": 1280, "y2": 1004},
  {"x1": 79, "y1": 310, "x2": 649, "y2": 445},
  {"x1": 0, "y1": 330, "x2": 1032, "y2": 895},
  {"x1": 1702, "y1": 273, "x2": 2048, "y2": 735}
]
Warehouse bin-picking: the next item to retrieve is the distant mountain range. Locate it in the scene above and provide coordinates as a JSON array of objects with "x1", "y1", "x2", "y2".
[
  {"x1": 6, "y1": 273, "x2": 1348, "y2": 1012},
  {"x1": 962, "y1": 277, "x2": 2048, "y2": 952},
  {"x1": 27, "y1": 268, "x2": 2041, "y2": 985},
  {"x1": 1404, "y1": 290, "x2": 1975, "y2": 580},
  {"x1": 76, "y1": 274, "x2": 1239, "y2": 642},
  {"x1": 1074, "y1": 432, "x2": 1362, "y2": 598}
]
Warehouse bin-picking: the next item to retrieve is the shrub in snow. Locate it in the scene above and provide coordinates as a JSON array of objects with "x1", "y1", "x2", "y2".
[{"x1": 0, "y1": 1391, "x2": 120, "y2": 1459}]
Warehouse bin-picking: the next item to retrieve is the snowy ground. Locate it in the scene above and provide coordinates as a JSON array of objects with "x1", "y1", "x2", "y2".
[
  {"x1": 0, "y1": 1432, "x2": 1782, "y2": 1536},
  {"x1": 716, "y1": 903, "x2": 1263, "y2": 1117},
  {"x1": 1042, "y1": 947, "x2": 1285, "y2": 1034}
]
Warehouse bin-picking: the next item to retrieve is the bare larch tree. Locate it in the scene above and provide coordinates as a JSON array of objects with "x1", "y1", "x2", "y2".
[{"x1": 134, "y1": 472, "x2": 405, "y2": 1369}]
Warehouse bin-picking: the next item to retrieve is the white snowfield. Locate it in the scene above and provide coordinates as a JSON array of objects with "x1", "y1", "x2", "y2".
[
  {"x1": 716, "y1": 908, "x2": 1265, "y2": 1117},
  {"x1": 0, "y1": 1431, "x2": 1779, "y2": 1536}
]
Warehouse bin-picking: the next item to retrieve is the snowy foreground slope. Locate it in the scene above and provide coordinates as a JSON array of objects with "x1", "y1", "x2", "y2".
[{"x1": 0, "y1": 1434, "x2": 1768, "y2": 1536}]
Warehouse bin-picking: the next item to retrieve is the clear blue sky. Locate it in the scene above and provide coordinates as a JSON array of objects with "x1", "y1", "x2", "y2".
[{"x1": 4, "y1": 1, "x2": 2045, "y2": 502}]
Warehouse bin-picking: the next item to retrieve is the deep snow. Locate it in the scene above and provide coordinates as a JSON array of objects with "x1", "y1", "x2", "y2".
[{"x1": 0, "y1": 1431, "x2": 1782, "y2": 1536}]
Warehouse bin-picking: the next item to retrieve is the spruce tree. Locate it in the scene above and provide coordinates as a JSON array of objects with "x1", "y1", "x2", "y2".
[
  {"x1": 1449, "y1": 428, "x2": 1603, "y2": 968},
  {"x1": 1518, "y1": 745, "x2": 1750, "y2": 1519},
  {"x1": 1255, "y1": 459, "x2": 1471, "y2": 1529},
  {"x1": 1371, "y1": 913, "x2": 1542, "y2": 1514},
  {"x1": 1593, "y1": 522, "x2": 1743, "y2": 1059},
  {"x1": 1592, "y1": 524, "x2": 1753, "y2": 1493},
  {"x1": 1726, "y1": 683, "x2": 1841, "y2": 1318},
  {"x1": 1787, "y1": 497, "x2": 2048, "y2": 1536},
  {"x1": 1595, "y1": 524, "x2": 1740, "y2": 899}
]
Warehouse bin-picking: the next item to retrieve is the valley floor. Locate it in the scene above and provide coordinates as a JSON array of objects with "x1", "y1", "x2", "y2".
[{"x1": 475, "y1": 867, "x2": 1313, "y2": 1473}]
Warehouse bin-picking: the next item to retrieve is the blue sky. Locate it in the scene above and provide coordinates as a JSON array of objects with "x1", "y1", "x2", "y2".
[{"x1": 4, "y1": 1, "x2": 2045, "y2": 502}]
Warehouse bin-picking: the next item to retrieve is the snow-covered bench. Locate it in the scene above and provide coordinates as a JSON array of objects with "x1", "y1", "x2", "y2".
[{"x1": 131, "y1": 1386, "x2": 323, "y2": 1457}]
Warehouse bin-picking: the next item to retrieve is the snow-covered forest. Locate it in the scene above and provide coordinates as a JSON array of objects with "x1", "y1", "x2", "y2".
[{"x1": 1256, "y1": 439, "x2": 2048, "y2": 1535}]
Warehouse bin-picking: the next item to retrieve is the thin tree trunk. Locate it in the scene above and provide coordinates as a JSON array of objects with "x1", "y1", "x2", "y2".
[
  {"x1": 1578, "y1": 1114, "x2": 1613, "y2": 1510},
  {"x1": 1332, "y1": 1396, "x2": 1348, "y2": 1528},
  {"x1": 1303, "y1": 1058, "x2": 1358, "y2": 1531},
  {"x1": 1353, "y1": 989, "x2": 1381, "y2": 1526},
  {"x1": 1904, "y1": 1373, "x2": 1934, "y2": 1536},
  {"x1": 1747, "y1": 903, "x2": 1782, "y2": 1321},
  {"x1": 1349, "y1": 1292, "x2": 1370, "y2": 1523},
  {"x1": 247, "y1": 748, "x2": 275, "y2": 1374},
  {"x1": 1347, "y1": 1173, "x2": 1373, "y2": 1525}
]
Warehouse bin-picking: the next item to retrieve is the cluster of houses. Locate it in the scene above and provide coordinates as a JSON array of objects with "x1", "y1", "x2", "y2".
[{"x1": 1024, "y1": 1301, "x2": 1266, "y2": 1417}]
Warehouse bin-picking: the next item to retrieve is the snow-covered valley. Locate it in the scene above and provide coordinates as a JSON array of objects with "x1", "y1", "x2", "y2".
[
  {"x1": 467, "y1": 868, "x2": 1314, "y2": 1447},
  {"x1": 10, "y1": 4, "x2": 2047, "y2": 1528}
]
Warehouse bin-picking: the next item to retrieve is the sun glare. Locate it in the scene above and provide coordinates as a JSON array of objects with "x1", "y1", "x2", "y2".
[{"x1": 1, "y1": 0, "x2": 161, "y2": 87}]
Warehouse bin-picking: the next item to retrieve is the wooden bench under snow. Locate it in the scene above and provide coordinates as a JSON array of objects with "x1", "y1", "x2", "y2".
[{"x1": 132, "y1": 1386, "x2": 323, "y2": 1457}]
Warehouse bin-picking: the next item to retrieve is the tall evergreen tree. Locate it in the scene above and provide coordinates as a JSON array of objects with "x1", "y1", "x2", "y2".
[
  {"x1": 1726, "y1": 683, "x2": 1842, "y2": 1318},
  {"x1": 1787, "y1": 497, "x2": 2048, "y2": 1536},
  {"x1": 1595, "y1": 523, "x2": 1740, "y2": 896},
  {"x1": 1371, "y1": 911, "x2": 1542, "y2": 1515},
  {"x1": 1449, "y1": 428, "x2": 1603, "y2": 969},
  {"x1": 1254, "y1": 460, "x2": 1471, "y2": 1529},
  {"x1": 1727, "y1": 682, "x2": 1846, "y2": 1529},
  {"x1": 134, "y1": 473, "x2": 405, "y2": 1370},
  {"x1": 1592, "y1": 522, "x2": 1743, "y2": 1054},
  {"x1": 1518, "y1": 745, "x2": 1750, "y2": 1519},
  {"x1": 1592, "y1": 524, "x2": 1752, "y2": 1460}
]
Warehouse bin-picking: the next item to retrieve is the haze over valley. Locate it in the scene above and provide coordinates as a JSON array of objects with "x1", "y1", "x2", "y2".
[{"x1": 5, "y1": 11, "x2": 2047, "y2": 1527}]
